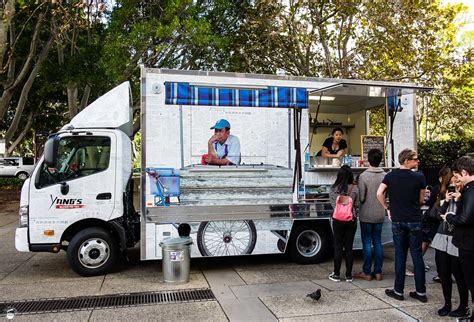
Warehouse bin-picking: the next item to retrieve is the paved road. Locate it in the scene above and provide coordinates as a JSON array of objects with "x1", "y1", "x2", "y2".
[{"x1": 0, "y1": 192, "x2": 457, "y2": 321}]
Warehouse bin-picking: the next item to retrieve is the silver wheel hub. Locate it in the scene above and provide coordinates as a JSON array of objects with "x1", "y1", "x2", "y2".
[
  {"x1": 223, "y1": 231, "x2": 232, "y2": 243},
  {"x1": 296, "y1": 230, "x2": 321, "y2": 257},
  {"x1": 78, "y1": 238, "x2": 110, "y2": 268}
]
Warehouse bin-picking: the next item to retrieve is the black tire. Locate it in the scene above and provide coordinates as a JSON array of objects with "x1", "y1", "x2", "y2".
[
  {"x1": 288, "y1": 224, "x2": 330, "y2": 264},
  {"x1": 277, "y1": 239, "x2": 286, "y2": 253},
  {"x1": 16, "y1": 172, "x2": 29, "y2": 180},
  {"x1": 67, "y1": 227, "x2": 118, "y2": 277},
  {"x1": 197, "y1": 220, "x2": 257, "y2": 256}
]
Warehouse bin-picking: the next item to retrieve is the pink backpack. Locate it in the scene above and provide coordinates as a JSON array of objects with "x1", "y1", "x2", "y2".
[{"x1": 332, "y1": 185, "x2": 354, "y2": 221}]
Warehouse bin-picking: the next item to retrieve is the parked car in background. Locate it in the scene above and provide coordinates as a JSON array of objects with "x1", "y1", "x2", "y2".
[{"x1": 0, "y1": 157, "x2": 35, "y2": 180}]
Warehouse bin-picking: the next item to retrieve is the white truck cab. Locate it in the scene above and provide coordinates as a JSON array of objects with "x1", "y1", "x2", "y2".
[{"x1": 15, "y1": 82, "x2": 139, "y2": 276}]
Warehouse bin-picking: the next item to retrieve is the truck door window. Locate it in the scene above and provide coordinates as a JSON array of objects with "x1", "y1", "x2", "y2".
[
  {"x1": 36, "y1": 136, "x2": 111, "y2": 189},
  {"x1": 6, "y1": 158, "x2": 19, "y2": 166},
  {"x1": 23, "y1": 157, "x2": 34, "y2": 165}
]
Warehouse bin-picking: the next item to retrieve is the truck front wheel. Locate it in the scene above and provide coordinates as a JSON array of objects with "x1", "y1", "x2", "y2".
[{"x1": 67, "y1": 227, "x2": 118, "y2": 277}]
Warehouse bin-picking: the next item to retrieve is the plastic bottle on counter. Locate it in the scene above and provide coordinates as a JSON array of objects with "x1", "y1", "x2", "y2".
[
  {"x1": 342, "y1": 155, "x2": 350, "y2": 166},
  {"x1": 304, "y1": 150, "x2": 310, "y2": 171},
  {"x1": 298, "y1": 180, "x2": 305, "y2": 200}
]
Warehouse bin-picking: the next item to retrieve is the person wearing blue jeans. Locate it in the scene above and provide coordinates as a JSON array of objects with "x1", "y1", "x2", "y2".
[
  {"x1": 377, "y1": 148, "x2": 428, "y2": 302},
  {"x1": 391, "y1": 222, "x2": 426, "y2": 297},
  {"x1": 355, "y1": 148, "x2": 386, "y2": 281},
  {"x1": 359, "y1": 222, "x2": 383, "y2": 278}
]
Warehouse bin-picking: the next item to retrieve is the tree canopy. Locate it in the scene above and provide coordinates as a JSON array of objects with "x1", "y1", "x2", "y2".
[{"x1": 1, "y1": 0, "x2": 473, "y2": 156}]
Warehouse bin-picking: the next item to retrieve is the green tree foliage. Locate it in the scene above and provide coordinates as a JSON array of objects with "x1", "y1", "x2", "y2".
[
  {"x1": 1, "y1": 1, "x2": 110, "y2": 156},
  {"x1": 0, "y1": 1, "x2": 55, "y2": 155},
  {"x1": 418, "y1": 139, "x2": 474, "y2": 168},
  {"x1": 102, "y1": 0, "x2": 251, "y2": 84},
  {"x1": 232, "y1": 1, "x2": 473, "y2": 139},
  {"x1": 101, "y1": 0, "x2": 252, "y2": 135},
  {"x1": 2, "y1": 0, "x2": 473, "y2": 156}
]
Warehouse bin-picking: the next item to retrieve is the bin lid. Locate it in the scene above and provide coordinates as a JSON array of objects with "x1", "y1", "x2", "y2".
[{"x1": 159, "y1": 236, "x2": 193, "y2": 247}]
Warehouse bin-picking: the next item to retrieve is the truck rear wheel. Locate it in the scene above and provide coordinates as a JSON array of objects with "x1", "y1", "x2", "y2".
[
  {"x1": 288, "y1": 224, "x2": 330, "y2": 264},
  {"x1": 67, "y1": 227, "x2": 118, "y2": 276}
]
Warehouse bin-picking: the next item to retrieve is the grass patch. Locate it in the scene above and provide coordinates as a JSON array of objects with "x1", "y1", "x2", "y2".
[{"x1": 0, "y1": 177, "x2": 24, "y2": 190}]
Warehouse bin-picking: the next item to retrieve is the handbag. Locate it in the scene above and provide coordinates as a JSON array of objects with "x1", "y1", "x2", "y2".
[
  {"x1": 423, "y1": 204, "x2": 440, "y2": 221},
  {"x1": 332, "y1": 185, "x2": 354, "y2": 221}
]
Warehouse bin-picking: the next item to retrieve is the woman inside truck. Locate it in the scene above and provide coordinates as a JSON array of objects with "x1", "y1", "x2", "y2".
[{"x1": 317, "y1": 127, "x2": 347, "y2": 158}]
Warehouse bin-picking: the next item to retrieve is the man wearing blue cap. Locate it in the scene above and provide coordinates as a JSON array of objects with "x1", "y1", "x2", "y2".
[{"x1": 204, "y1": 119, "x2": 240, "y2": 165}]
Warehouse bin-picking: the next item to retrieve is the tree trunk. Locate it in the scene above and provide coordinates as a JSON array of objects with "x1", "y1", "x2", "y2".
[
  {"x1": 5, "y1": 111, "x2": 33, "y2": 156},
  {"x1": 0, "y1": 11, "x2": 46, "y2": 119},
  {"x1": 0, "y1": 0, "x2": 15, "y2": 66},
  {"x1": 79, "y1": 83, "x2": 91, "y2": 111},
  {"x1": 4, "y1": 32, "x2": 54, "y2": 150},
  {"x1": 67, "y1": 81, "x2": 78, "y2": 118}
]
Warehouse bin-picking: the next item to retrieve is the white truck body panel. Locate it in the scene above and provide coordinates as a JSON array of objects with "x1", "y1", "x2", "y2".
[
  {"x1": 65, "y1": 81, "x2": 133, "y2": 137},
  {"x1": 15, "y1": 179, "x2": 30, "y2": 251},
  {"x1": 143, "y1": 72, "x2": 315, "y2": 169}
]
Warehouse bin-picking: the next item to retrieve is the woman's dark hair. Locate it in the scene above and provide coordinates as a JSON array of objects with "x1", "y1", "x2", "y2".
[
  {"x1": 331, "y1": 127, "x2": 344, "y2": 135},
  {"x1": 332, "y1": 165, "x2": 354, "y2": 194},
  {"x1": 436, "y1": 166, "x2": 452, "y2": 207}
]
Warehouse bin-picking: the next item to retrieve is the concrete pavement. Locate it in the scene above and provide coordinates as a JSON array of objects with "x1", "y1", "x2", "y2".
[{"x1": 0, "y1": 193, "x2": 459, "y2": 321}]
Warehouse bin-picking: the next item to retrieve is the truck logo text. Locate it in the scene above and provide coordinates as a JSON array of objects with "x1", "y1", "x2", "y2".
[{"x1": 49, "y1": 195, "x2": 85, "y2": 209}]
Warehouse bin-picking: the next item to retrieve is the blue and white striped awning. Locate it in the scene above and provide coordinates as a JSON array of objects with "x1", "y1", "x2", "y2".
[{"x1": 164, "y1": 82, "x2": 308, "y2": 109}]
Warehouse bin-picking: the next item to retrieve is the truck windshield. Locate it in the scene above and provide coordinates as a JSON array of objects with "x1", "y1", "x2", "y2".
[{"x1": 35, "y1": 136, "x2": 111, "y2": 189}]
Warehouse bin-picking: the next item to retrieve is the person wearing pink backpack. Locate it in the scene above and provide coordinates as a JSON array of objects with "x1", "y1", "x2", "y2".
[{"x1": 328, "y1": 165, "x2": 359, "y2": 282}]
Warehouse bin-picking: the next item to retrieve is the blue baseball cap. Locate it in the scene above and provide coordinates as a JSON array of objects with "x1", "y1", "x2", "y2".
[{"x1": 210, "y1": 119, "x2": 230, "y2": 130}]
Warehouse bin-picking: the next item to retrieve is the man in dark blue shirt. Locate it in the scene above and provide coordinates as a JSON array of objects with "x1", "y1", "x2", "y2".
[{"x1": 377, "y1": 148, "x2": 427, "y2": 303}]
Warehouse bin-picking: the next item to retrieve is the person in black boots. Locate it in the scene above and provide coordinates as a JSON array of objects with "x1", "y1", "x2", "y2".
[
  {"x1": 442, "y1": 156, "x2": 474, "y2": 322},
  {"x1": 430, "y1": 172, "x2": 469, "y2": 318}
]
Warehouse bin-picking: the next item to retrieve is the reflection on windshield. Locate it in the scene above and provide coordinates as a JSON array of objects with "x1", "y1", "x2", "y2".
[{"x1": 36, "y1": 136, "x2": 111, "y2": 189}]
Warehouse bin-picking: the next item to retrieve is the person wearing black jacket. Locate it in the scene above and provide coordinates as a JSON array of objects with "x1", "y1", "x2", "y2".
[
  {"x1": 430, "y1": 174, "x2": 469, "y2": 318},
  {"x1": 441, "y1": 156, "x2": 474, "y2": 322}
]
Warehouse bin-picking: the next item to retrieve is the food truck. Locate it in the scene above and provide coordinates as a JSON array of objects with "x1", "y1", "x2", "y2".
[{"x1": 15, "y1": 68, "x2": 431, "y2": 276}]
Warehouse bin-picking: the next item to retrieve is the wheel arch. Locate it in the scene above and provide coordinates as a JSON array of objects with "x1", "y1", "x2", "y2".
[
  {"x1": 15, "y1": 171, "x2": 29, "y2": 179},
  {"x1": 289, "y1": 218, "x2": 333, "y2": 239},
  {"x1": 61, "y1": 218, "x2": 122, "y2": 248}
]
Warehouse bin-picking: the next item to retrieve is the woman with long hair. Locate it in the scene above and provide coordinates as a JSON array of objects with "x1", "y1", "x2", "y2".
[
  {"x1": 317, "y1": 127, "x2": 347, "y2": 158},
  {"x1": 328, "y1": 165, "x2": 359, "y2": 282},
  {"x1": 430, "y1": 168, "x2": 470, "y2": 318}
]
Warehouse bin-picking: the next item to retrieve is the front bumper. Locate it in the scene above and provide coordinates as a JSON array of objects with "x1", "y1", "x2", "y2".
[{"x1": 15, "y1": 227, "x2": 29, "y2": 252}]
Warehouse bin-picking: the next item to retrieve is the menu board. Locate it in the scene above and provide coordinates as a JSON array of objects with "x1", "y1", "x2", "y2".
[{"x1": 361, "y1": 135, "x2": 385, "y2": 167}]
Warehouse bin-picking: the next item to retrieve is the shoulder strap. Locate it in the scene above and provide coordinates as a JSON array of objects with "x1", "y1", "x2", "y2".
[{"x1": 347, "y1": 184, "x2": 353, "y2": 196}]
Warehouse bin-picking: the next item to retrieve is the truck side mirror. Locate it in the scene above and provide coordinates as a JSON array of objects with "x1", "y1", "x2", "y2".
[{"x1": 44, "y1": 135, "x2": 60, "y2": 167}]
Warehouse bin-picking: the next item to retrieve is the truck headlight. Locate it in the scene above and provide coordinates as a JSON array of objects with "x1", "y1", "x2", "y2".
[{"x1": 19, "y1": 206, "x2": 28, "y2": 227}]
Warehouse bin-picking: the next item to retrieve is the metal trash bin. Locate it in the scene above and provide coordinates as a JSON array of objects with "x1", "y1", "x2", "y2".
[{"x1": 159, "y1": 236, "x2": 193, "y2": 284}]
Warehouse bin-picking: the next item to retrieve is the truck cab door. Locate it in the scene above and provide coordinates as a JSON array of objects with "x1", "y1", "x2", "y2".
[{"x1": 29, "y1": 133, "x2": 117, "y2": 244}]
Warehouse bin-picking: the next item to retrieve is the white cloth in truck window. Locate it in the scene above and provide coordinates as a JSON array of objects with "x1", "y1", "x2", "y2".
[{"x1": 214, "y1": 134, "x2": 241, "y2": 165}]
